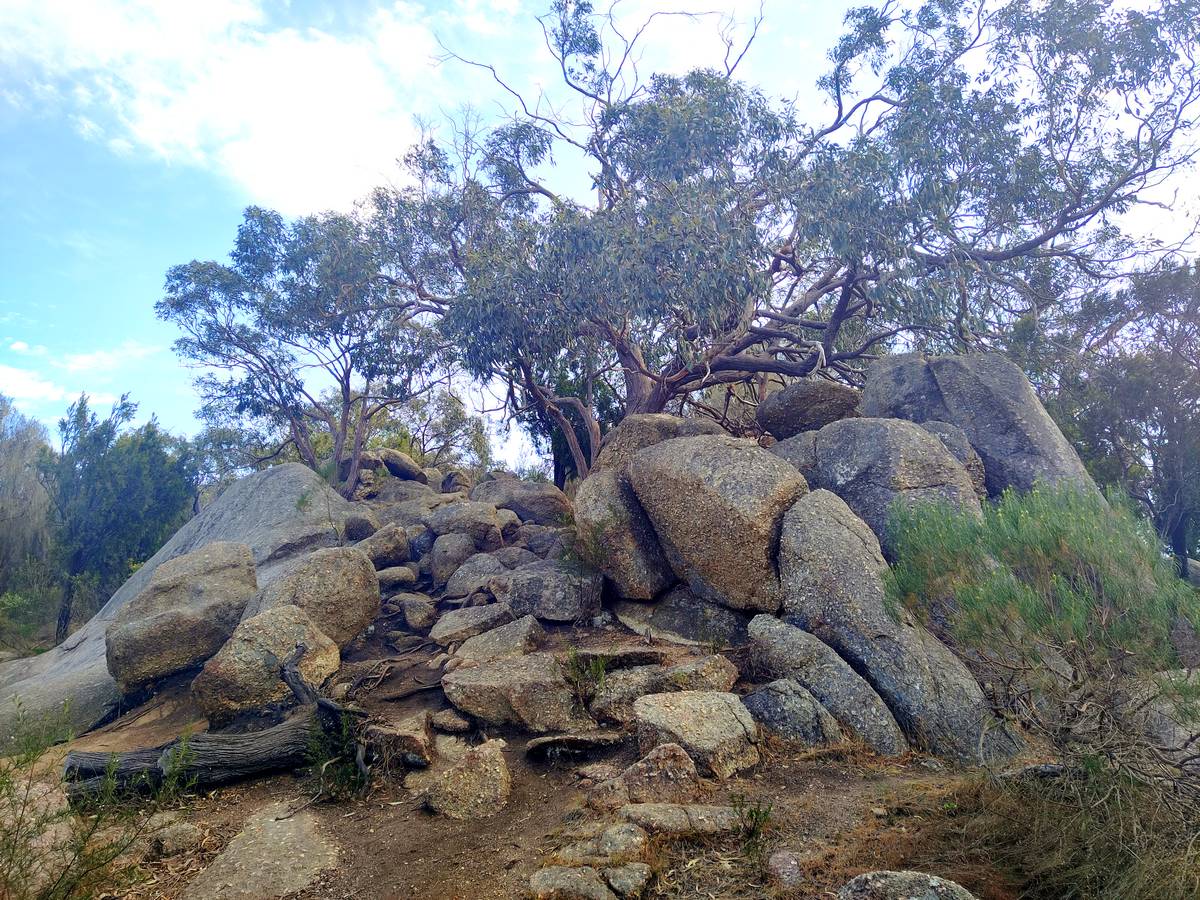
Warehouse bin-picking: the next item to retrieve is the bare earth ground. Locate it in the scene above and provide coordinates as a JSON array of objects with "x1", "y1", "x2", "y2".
[{"x1": 58, "y1": 628, "x2": 1010, "y2": 900}]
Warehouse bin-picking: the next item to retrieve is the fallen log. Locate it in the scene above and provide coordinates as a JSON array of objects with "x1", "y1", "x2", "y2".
[{"x1": 62, "y1": 643, "x2": 365, "y2": 800}]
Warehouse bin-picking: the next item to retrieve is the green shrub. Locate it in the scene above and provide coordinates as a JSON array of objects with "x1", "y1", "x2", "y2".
[
  {"x1": 0, "y1": 710, "x2": 175, "y2": 899},
  {"x1": 885, "y1": 486, "x2": 1200, "y2": 899}
]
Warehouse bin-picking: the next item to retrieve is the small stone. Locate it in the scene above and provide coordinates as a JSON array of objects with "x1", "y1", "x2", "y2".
[
  {"x1": 377, "y1": 565, "x2": 418, "y2": 591},
  {"x1": 430, "y1": 708, "x2": 472, "y2": 734},
  {"x1": 457, "y1": 615, "x2": 545, "y2": 662},
  {"x1": 530, "y1": 866, "x2": 617, "y2": 900},
  {"x1": 555, "y1": 823, "x2": 648, "y2": 866},
  {"x1": 364, "y1": 711, "x2": 434, "y2": 767},
  {"x1": 587, "y1": 743, "x2": 701, "y2": 812},
  {"x1": 429, "y1": 604, "x2": 514, "y2": 645},
  {"x1": 401, "y1": 597, "x2": 437, "y2": 632},
  {"x1": 422, "y1": 739, "x2": 510, "y2": 820},
  {"x1": 633, "y1": 691, "x2": 759, "y2": 778},
  {"x1": 767, "y1": 850, "x2": 804, "y2": 889},
  {"x1": 837, "y1": 870, "x2": 979, "y2": 900},
  {"x1": 603, "y1": 862, "x2": 653, "y2": 898},
  {"x1": 150, "y1": 820, "x2": 204, "y2": 858}
]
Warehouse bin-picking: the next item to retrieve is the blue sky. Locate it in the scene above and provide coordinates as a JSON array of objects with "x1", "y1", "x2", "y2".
[{"x1": 0, "y1": 0, "x2": 846, "y2": 448}]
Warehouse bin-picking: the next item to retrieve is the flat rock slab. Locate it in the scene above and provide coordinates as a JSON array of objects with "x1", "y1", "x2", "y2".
[
  {"x1": 186, "y1": 801, "x2": 336, "y2": 899},
  {"x1": 430, "y1": 603, "x2": 514, "y2": 644},
  {"x1": 617, "y1": 803, "x2": 741, "y2": 837}
]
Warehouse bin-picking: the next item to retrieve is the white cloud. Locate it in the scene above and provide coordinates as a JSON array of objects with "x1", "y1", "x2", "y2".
[
  {"x1": 8, "y1": 341, "x2": 48, "y2": 356},
  {"x1": 55, "y1": 340, "x2": 161, "y2": 375},
  {"x1": 0, "y1": 363, "x2": 70, "y2": 404},
  {"x1": 0, "y1": 0, "x2": 451, "y2": 214}
]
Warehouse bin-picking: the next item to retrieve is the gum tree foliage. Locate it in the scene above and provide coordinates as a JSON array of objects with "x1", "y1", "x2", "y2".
[
  {"x1": 159, "y1": 207, "x2": 441, "y2": 496},
  {"x1": 0, "y1": 396, "x2": 50, "y2": 589},
  {"x1": 1022, "y1": 262, "x2": 1200, "y2": 577},
  {"x1": 371, "y1": 0, "x2": 1200, "y2": 477},
  {"x1": 38, "y1": 395, "x2": 197, "y2": 643}
]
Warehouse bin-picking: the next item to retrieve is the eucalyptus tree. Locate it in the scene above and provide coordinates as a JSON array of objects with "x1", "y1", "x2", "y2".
[
  {"x1": 373, "y1": 0, "x2": 1200, "y2": 478},
  {"x1": 159, "y1": 207, "x2": 442, "y2": 495}
]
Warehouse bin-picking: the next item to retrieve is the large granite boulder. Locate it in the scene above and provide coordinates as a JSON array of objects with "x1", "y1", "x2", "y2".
[
  {"x1": 431, "y1": 532, "x2": 479, "y2": 588},
  {"x1": 470, "y1": 478, "x2": 572, "y2": 526},
  {"x1": 919, "y1": 421, "x2": 987, "y2": 498},
  {"x1": 243, "y1": 546, "x2": 380, "y2": 648},
  {"x1": 861, "y1": 353, "x2": 1095, "y2": 497},
  {"x1": 757, "y1": 379, "x2": 861, "y2": 439},
  {"x1": 807, "y1": 417, "x2": 981, "y2": 555},
  {"x1": 768, "y1": 430, "x2": 819, "y2": 484},
  {"x1": 592, "y1": 413, "x2": 725, "y2": 474},
  {"x1": 424, "y1": 501, "x2": 504, "y2": 551},
  {"x1": 378, "y1": 448, "x2": 427, "y2": 482},
  {"x1": 574, "y1": 468, "x2": 674, "y2": 600},
  {"x1": 354, "y1": 522, "x2": 409, "y2": 569},
  {"x1": 779, "y1": 490, "x2": 1016, "y2": 763},
  {"x1": 0, "y1": 463, "x2": 351, "y2": 744},
  {"x1": 444, "y1": 553, "x2": 507, "y2": 599},
  {"x1": 748, "y1": 615, "x2": 907, "y2": 756},
  {"x1": 105, "y1": 542, "x2": 258, "y2": 695},
  {"x1": 629, "y1": 435, "x2": 808, "y2": 612},
  {"x1": 491, "y1": 559, "x2": 603, "y2": 622},
  {"x1": 192, "y1": 604, "x2": 340, "y2": 724}
]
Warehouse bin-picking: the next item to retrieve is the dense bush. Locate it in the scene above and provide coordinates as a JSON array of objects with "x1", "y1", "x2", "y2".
[{"x1": 886, "y1": 486, "x2": 1200, "y2": 899}]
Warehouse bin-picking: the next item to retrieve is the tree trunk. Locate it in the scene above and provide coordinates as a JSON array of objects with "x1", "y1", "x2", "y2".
[{"x1": 54, "y1": 580, "x2": 74, "y2": 645}]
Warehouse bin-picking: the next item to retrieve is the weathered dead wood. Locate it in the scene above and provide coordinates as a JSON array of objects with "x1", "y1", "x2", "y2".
[{"x1": 63, "y1": 642, "x2": 366, "y2": 800}]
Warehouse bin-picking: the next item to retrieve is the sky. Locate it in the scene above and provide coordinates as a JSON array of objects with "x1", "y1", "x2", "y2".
[
  {"x1": 0, "y1": 0, "x2": 842, "y2": 456},
  {"x1": 0, "y1": 0, "x2": 1194, "y2": 458}
]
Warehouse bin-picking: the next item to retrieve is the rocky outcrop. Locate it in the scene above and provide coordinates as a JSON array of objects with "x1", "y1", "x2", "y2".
[
  {"x1": 779, "y1": 490, "x2": 1016, "y2": 763},
  {"x1": 629, "y1": 435, "x2": 808, "y2": 612},
  {"x1": 0, "y1": 463, "x2": 351, "y2": 743},
  {"x1": 470, "y1": 478, "x2": 572, "y2": 526},
  {"x1": 633, "y1": 690, "x2": 759, "y2": 778},
  {"x1": 748, "y1": 615, "x2": 907, "y2": 756},
  {"x1": 192, "y1": 605, "x2": 340, "y2": 725},
  {"x1": 105, "y1": 542, "x2": 258, "y2": 694},
  {"x1": 574, "y1": 467, "x2": 674, "y2": 600},
  {"x1": 243, "y1": 546, "x2": 380, "y2": 648},
  {"x1": 757, "y1": 379, "x2": 861, "y2": 439},
  {"x1": 862, "y1": 353, "x2": 1095, "y2": 497},
  {"x1": 806, "y1": 417, "x2": 981, "y2": 555}
]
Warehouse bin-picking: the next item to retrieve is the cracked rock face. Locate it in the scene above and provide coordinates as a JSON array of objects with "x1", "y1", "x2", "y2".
[{"x1": 632, "y1": 690, "x2": 759, "y2": 778}]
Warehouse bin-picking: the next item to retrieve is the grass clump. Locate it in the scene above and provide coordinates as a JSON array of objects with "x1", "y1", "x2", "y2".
[{"x1": 883, "y1": 485, "x2": 1200, "y2": 899}]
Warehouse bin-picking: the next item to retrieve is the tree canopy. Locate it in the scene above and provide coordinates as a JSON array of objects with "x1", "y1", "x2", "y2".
[
  {"x1": 366, "y1": 0, "x2": 1200, "y2": 477},
  {"x1": 38, "y1": 395, "x2": 197, "y2": 642},
  {"x1": 158, "y1": 207, "x2": 441, "y2": 496}
]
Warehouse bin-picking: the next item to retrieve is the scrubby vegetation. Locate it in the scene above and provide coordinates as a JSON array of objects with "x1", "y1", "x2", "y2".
[{"x1": 886, "y1": 487, "x2": 1200, "y2": 899}]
